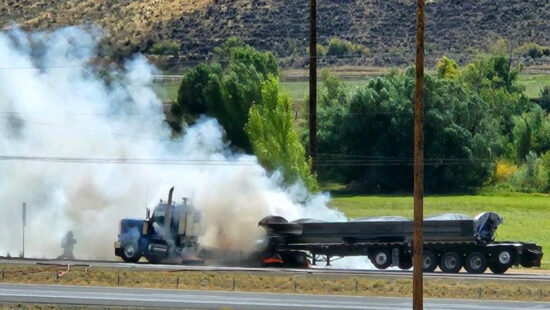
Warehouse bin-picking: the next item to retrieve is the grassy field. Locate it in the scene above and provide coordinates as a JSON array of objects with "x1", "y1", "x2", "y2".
[
  {"x1": 331, "y1": 193, "x2": 550, "y2": 268},
  {"x1": 153, "y1": 82, "x2": 179, "y2": 102},
  {"x1": 154, "y1": 73, "x2": 549, "y2": 103},
  {"x1": 518, "y1": 74, "x2": 550, "y2": 98},
  {"x1": 280, "y1": 80, "x2": 366, "y2": 103}
]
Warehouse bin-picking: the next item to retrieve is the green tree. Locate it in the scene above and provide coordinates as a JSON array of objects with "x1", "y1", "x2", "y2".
[
  {"x1": 461, "y1": 55, "x2": 521, "y2": 94},
  {"x1": 436, "y1": 56, "x2": 459, "y2": 79},
  {"x1": 213, "y1": 37, "x2": 278, "y2": 78},
  {"x1": 539, "y1": 86, "x2": 550, "y2": 112},
  {"x1": 174, "y1": 63, "x2": 222, "y2": 117},
  {"x1": 246, "y1": 76, "x2": 318, "y2": 191},
  {"x1": 541, "y1": 151, "x2": 550, "y2": 190},
  {"x1": 320, "y1": 69, "x2": 348, "y2": 107},
  {"x1": 460, "y1": 55, "x2": 530, "y2": 159},
  {"x1": 512, "y1": 105, "x2": 550, "y2": 162},
  {"x1": 512, "y1": 116, "x2": 531, "y2": 162},
  {"x1": 317, "y1": 71, "x2": 496, "y2": 192},
  {"x1": 209, "y1": 62, "x2": 263, "y2": 150},
  {"x1": 172, "y1": 38, "x2": 278, "y2": 150}
]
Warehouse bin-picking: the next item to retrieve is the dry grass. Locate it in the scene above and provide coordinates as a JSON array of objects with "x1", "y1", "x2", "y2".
[
  {"x1": 3, "y1": 0, "x2": 211, "y2": 51},
  {"x1": 0, "y1": 264, "x2": 549, "y2": 302}
]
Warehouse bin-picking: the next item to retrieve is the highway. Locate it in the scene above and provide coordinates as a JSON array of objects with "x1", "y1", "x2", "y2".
[
  {"x1": 1, "y1": 258, "x2": 549, "y2": 282},
  {"x1": 0, "y1": 283, "x2": 549, "y2": 309}
]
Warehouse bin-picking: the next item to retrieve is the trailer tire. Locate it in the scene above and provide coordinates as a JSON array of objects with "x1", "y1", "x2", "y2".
[
  {"x1": 398, "y1": 255, "x2": 413, "y2": 270},
  {"x1": 464, "y1": 252, "x2": 488, "y2": 274},
  {"x1": 422, "y1": 251, "x2": 438, "y2": 272},
  {"x1": 121, "y1": 242, "x2": 141, "y2": 263},
  {"x1": 489, "y1": 264, "x2": 509, "y2": 274},
  {"x1": 371, "y1": 249, "x2": 391, "y2": 269},
  {"x1": 285, "y1": 251, "x2": 309, "y2": 268},
  {"x1": 439, "y1": 251, "x2": 462, "y2": 273},
  {"x1": 489, "y1": 248, "x2": 514, "y2": 274}
]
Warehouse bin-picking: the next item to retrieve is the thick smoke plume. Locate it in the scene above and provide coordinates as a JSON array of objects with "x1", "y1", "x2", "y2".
[{"x1": 0, "y1": 27, "x2": 348, "y2": 261}]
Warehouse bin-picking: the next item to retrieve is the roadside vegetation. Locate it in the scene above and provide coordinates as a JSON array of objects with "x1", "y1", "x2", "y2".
[
  {"x1": 161, "y1": 37, "x2": 550, "y2": 196},
  {"x1": 0, "y1": 264, "x2": 548, "y2": 301}
]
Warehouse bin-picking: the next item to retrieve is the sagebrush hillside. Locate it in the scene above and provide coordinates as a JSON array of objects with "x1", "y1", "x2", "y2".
[{"x1": 2, "y1": 0, "x2": 549, "y2": 65}]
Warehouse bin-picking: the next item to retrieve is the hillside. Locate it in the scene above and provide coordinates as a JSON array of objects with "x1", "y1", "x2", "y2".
[{"x1": 2, "y1": 0, "x2": 549, "y2": 66}]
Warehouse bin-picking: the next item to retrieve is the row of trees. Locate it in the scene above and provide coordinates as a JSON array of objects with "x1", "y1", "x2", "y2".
[
  {"x1": 315, "y1": 54, "x2": 550, "y2": 192},
  {"x1": 170, "y1": 38, "x2": 550, "y2": 193}
]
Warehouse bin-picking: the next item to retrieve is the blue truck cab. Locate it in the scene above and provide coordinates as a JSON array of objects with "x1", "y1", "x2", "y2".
[{"x1": 114, "y1": 187, "x2": 204, "y2": 263}]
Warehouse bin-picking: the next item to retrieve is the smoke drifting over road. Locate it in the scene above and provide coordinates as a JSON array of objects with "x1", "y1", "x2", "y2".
[{"x1": 0, "y1": 27, "x2": 345, "y2": 260}]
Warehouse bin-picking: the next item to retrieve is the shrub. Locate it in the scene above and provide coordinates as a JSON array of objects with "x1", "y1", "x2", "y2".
[
  {"x1": 541, "y1": 151, "x2": 550, "y2": 190},
  {"x1": 494, "y1": 161, "x2": 518, "y2": 182},
  {"x1": 509, "y1": 151, "x2": 547, "y2": 192},
  {"x1": 325, "y1": 38, "x2": 369, "y2": 57},
  {"x1": 539, "y1": 86, "x2": 550, "y2": 112},
  {"x1": 514, "y1": 43, "x2": 549, "y2": 59},
  {"x1": 436, "y1": 56, "x2": 459, "y2": 79},
  {"x1": 150, "y1": 40, "x2": 180, "y2": 56}
]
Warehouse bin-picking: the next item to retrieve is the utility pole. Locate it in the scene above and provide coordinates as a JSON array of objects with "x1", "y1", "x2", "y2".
[
  {"x1": 309, "y1": 0, "x2": 317, "y2": 171},
  {"x1": 22, "y1": 203, "x2": 26, "y2": 258},
  {"x1": 413, "y1": 0, "x2": 426, "y2": 309}
]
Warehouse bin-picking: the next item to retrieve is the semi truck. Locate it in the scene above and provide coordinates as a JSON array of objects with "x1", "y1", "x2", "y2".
[
  {"x1": 114, "y1": 187, "x2": 204, "y2": 264},
  {"x1": 258, "y1": 213, "x2": 543, "y2": 274},
  {"x1": 114, "y1": 188, "x2": 543, "y2": 273}
]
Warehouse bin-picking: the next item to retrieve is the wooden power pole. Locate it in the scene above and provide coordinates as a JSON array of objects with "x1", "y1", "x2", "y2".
[
  {"x1": 309, "y1": 0, "x2": 317, "y2": 170},
  {"x1": 413, "y1": 0, "x2": 426, "y2": 309}
]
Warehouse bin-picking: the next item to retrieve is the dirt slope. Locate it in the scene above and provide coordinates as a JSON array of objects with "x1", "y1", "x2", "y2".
[{"x1": 2, "y1": 0, "x2": 549, "y2": 65}]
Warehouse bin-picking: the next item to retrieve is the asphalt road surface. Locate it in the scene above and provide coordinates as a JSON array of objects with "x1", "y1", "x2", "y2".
[{"x1": 0, "y1": 283, "x2": 549, "y2": 310}]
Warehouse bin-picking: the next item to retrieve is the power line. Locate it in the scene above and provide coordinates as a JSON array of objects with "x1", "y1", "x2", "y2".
[
  {"x1": 0, "y1": 155, "x2": 257, "y2": 166},
  {"x1": 0, "y1": 115, "x2": 176, "y2": 143},
  {"x1": 0, "y1": 155, "x2": 492, "y2": 167}
]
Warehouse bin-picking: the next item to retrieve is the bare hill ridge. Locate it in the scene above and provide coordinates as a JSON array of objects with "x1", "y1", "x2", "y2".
[{"x1": 2, "y1": 0, "x2": 549, "y2": 65}]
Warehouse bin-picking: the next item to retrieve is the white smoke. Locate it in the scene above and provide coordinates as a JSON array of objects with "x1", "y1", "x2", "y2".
[{"x1": 0, "y1": 27, "x2": 348, "y2": 261}]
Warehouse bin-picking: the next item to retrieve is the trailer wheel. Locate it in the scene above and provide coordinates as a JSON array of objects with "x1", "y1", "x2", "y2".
[
  {"x1": 489, "y1": 264, "x2": 509, "y2": 274},
  {"x1": 398, "y1": 255, "x2": 413, "y2": 270},
  {"x1": 371, "y1": 249, "x2": 391, "y2": 269},
  {"x1": 422, "y1": 251, "x2": 438, "y2": 272},
  {"x1": 121, "y1": 242, "x2": 141, "y2": 263},
  {"x1": 285, "y1": 251, "x2": 309, "y2": 268},
  {"x1": 489, "y1": 248, "x2": 514, "y2": 274},
  {"x1": 439, "y1": 251, "x2": 462, "y2": 273},
  {"x1": 464, "y1": 252, "x2": 488, "y2": 274}
]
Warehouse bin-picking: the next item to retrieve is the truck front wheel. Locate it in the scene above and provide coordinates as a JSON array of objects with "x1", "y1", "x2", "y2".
[{"x1": 121, "y1": 242, "x2": 141, "y2": 263}]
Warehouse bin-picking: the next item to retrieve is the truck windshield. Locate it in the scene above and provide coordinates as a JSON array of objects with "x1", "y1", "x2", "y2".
[{"x1": 152, "y1": 209, "x2": 166, "y2": 227}]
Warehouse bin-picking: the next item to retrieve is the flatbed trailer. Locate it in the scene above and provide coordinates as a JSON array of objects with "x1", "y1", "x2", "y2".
[{"x1": 259, "y1": 212, "x2": 543, "y2": 274}]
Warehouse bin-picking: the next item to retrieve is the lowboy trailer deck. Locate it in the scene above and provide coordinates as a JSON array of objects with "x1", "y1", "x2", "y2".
[{"x1": 259, "y1": 212, "x2": 543, "y2": 274}]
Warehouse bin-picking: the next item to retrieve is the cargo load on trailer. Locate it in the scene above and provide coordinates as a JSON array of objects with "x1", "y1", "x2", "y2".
[{"x1": 259, "y1": 212, "x2": 543, "y2": 274}]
